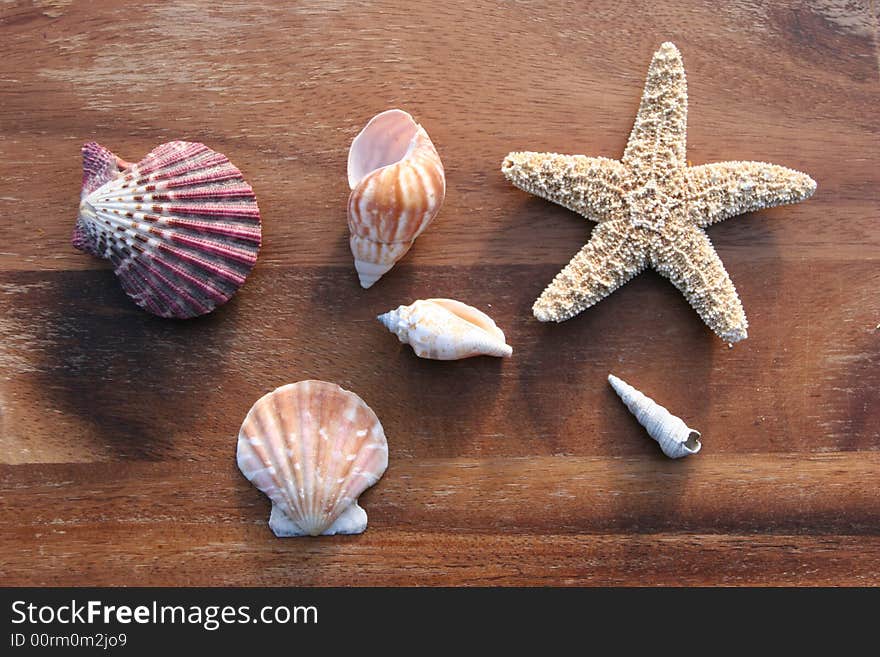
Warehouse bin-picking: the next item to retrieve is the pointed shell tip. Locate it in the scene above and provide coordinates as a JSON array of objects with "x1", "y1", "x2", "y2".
[{"x1": 376, "y1": 311, "x2": 394, "y2": 330}]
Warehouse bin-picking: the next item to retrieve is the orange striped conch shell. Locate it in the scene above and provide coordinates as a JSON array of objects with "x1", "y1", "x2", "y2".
[{"x1": 347, "y1": 109, "x2": 445, "y2": 288}]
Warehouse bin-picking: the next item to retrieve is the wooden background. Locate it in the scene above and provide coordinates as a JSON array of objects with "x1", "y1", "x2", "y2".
[{"x1": 0, "y1": 0, "x2": 877, "y2": 586}]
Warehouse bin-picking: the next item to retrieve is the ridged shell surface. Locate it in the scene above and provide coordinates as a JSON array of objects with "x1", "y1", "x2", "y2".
[
  {"x1": 73, "y1": 141, "x2": 261, "y2": 318},
  {"x1": 347, "y1": 109, "x2": 445, "y2": 288},
  {"x1": 608, "y1": 374, "x2": 701, "y2": 458},
  {"x1": 378, "y1": 298, "x2": 513, "y2": 360},
  {"x1": 236, "y1": 381, "x2": 389, "y2": 537}
]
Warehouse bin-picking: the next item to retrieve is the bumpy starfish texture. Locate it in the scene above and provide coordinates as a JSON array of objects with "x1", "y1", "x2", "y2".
[{"x1": 501, "y1": 42, "x2": 816, "y2": 342}]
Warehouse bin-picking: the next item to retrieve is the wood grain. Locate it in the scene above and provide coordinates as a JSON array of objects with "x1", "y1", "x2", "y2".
[{"x1": 0, "y1": 0, "x2": 877, "y2": 586}]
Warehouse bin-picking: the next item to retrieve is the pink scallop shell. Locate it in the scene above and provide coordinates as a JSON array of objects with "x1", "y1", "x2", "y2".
[{"x1": 73, "y1": 141, "x2": 262, "y2": 318}]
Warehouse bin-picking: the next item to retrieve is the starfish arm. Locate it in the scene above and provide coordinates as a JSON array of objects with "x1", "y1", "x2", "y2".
[
  {"x1": 654, "y1": 225, "x2": 748, "y2": 342},
  {"x1": 622, "y1": 42, "x2": 688, "y2": 178},
  {"x1": 684, "y1": 161, "x2": 817, "y2": 227},
  {"x1": 533, "y1": 219, "x2": 647, "y2": 321},
  {"x1": 502, "y1": 152, "x2": 628, "y2": 222}
]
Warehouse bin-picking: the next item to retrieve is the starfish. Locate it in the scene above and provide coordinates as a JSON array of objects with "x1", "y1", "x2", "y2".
[{"x1": 501, "y1": 42, "x2": 816, "y2": 343}]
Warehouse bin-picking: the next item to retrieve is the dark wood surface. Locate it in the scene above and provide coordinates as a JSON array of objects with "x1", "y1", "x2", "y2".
[{"x1": 0, "y1": 0, "x2": 877, "y2": 586}]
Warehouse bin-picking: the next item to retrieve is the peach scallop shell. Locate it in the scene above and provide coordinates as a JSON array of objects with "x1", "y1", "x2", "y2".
[
  {"x1": 236, "y1": 381, "x2": 389, "y2": 537},
  {"x1": 378, "y1": 298, "x2": 512, "y2": 360},
  {"x1": 73, "y1": 141, "x2": 261, "y2": 318},
  {"x1": 347, "y1": 109, "x2": 445, "y2": 288}
]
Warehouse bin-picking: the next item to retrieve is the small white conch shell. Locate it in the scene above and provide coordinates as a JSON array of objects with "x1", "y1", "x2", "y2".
[
  {"x1": 236, "y1": 380, "x2": 389, "y2": 537},
  {"x1": 347, "y1": 109, "x2": 445, "y2": 288},
  {"x1": 608, "y1": 374, "x2": 701, "y2": 459},
  {"x1": 378, "y1": 298, "x2": 512, "y2": 360}
]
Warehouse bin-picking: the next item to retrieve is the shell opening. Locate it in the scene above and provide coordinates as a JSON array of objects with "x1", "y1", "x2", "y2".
[
  {"x1": 428, "y1": 299, "x2": 507, "y2": 345},
  {"x1": 348, "y1": 109, "x2": 420, "y2": 189},
  {"x1": 683, "y1": 430, "x2": 702, "y2": 452}
]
